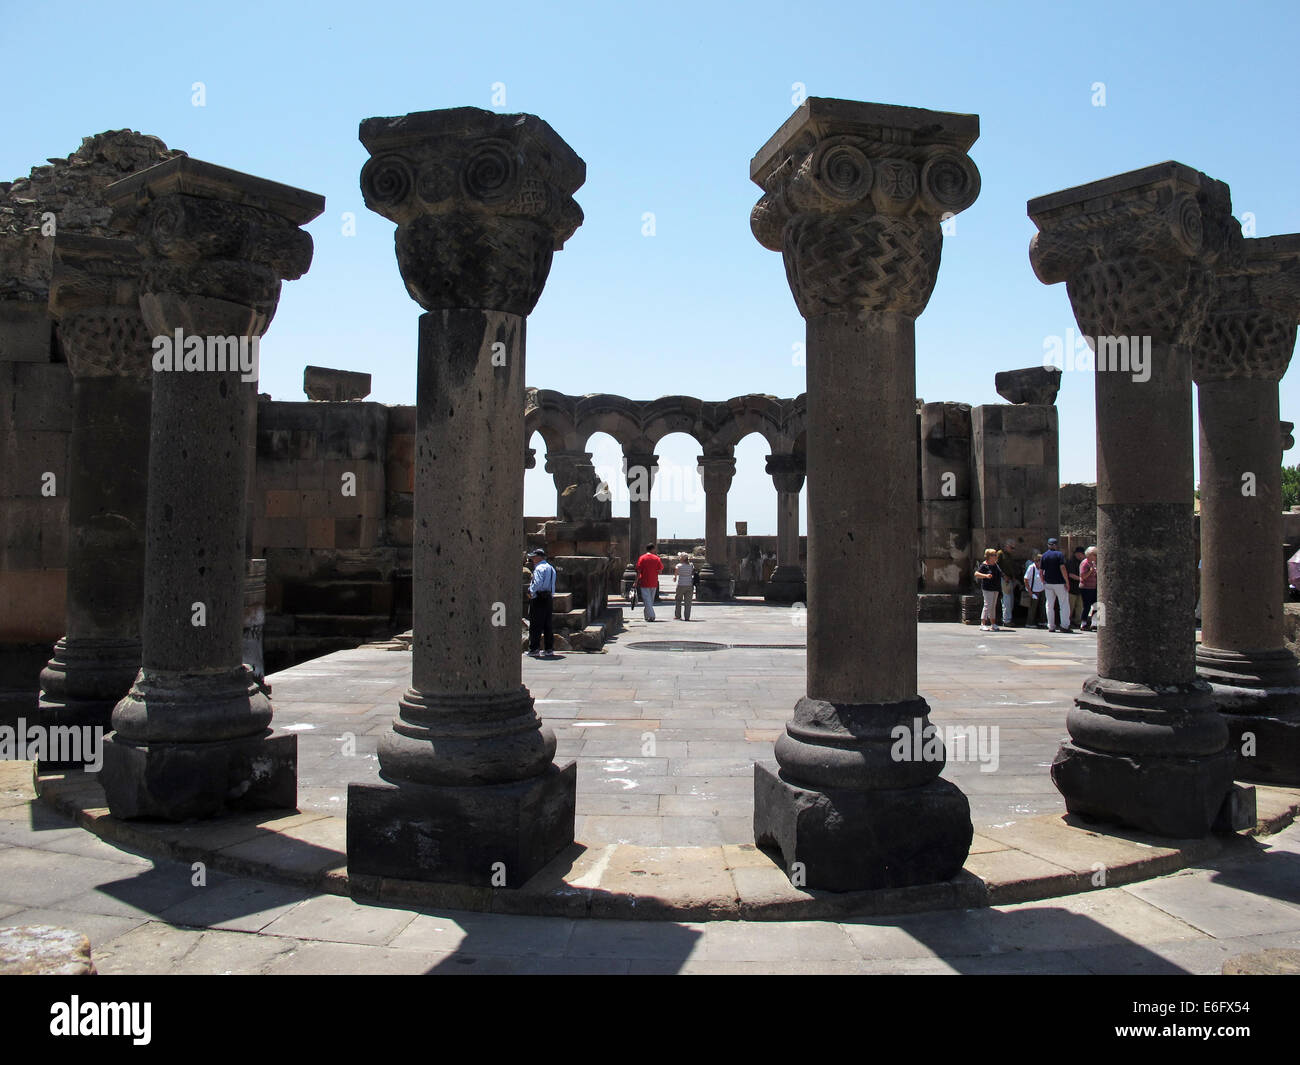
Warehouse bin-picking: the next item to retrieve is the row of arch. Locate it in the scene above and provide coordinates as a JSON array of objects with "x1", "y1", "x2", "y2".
[{"x1": 524, "y1": 390, "x2": 808, "y2": 458}]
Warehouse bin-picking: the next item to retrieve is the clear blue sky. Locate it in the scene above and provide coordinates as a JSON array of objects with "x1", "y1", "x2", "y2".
[{"x1": 5, "y1": 0, "x2": 1298, "y2": 538}]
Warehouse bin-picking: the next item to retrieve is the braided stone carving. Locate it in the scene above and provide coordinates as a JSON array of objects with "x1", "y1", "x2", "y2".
[
  {"x1": 105, "y1": 158, "x2": 320, "y2": 338},
  {"x1": 1028, "y1": 163, "x2": 1237, "y2": 348},
  {"x1": 47, "y1": 234, "x2": 152, "y2": 379},
  {"x1": 359, "y1": 108, "x2": 584, "y2": 316},
  {"x1": 751, "y1": 102, "x2": 980, "y2": 320},
  {"x1": 1192, "y1": 235, "x2": 1300, "y2": 383}
]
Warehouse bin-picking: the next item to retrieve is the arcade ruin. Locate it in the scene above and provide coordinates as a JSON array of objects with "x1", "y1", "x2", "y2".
[{"x1": 2, "y1": 99, "x2": 1298, "y2": 897}]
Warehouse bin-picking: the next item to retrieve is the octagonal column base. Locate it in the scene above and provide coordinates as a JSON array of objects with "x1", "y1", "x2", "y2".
[
  {"x1": 100, "y1": 729, "x2": 297, "y2": 821},
  {"x1": 37, "y1": 639, "x2": 141, "y2": 767},
  {"x1": 753, "y1": 761, "x2": 972, "y2": 892},
  {"x1": 346, "y1": 761, "x2": 576, "y2": 886},
  {"x1": 764, "y1": 565, "x2": 806, "y2": 604},
  {"x1": 696, "y1": 564, "x2": 733, "y2": 601},
  {"x1": 1050, "y1": 741, "x2": 1239, "y2": 838}
]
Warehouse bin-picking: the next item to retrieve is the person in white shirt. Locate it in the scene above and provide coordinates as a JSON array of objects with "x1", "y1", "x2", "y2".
[
  {"x1": 1023, "y1": 553, "x2": 1046, "y2": 629},
  {"x1": 674, "y1": 552, "x2": 695, "y2": 621}
]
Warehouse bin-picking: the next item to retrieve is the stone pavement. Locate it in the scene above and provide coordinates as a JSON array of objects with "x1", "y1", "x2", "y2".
[
  {"x1": 3, "y1": 787, "x2": 1300, "y2": 974},
  {"x1": 279, "y1": 600, "x2": 1097, "y2": 845}
]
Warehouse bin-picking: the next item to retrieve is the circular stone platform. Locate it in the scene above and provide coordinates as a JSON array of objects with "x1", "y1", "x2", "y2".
[
  {"x1": 28, "y1": 762, "x2": 1300, "y2": 923},
  {"x1": 25, "y1": 603, "x2": 1300, "y2": 921}
]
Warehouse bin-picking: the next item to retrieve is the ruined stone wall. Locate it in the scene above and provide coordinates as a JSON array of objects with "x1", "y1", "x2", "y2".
[
  {"x1": 250, "y1": 398, "x2": 410, "y2": 672},
  {"x1": 969, "y1": 403, "x2": 1061, "y2": 559},
  {"x1": 0, "y1": 132, "x2": 180, "y2": 700}
]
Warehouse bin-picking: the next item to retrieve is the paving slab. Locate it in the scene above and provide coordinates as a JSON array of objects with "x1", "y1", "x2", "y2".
[
  {"x1": 1123, "y1": 868, "x2": 1300, "y2": 939},
  {"x1": 258, "y1": 893, "x2": 417, "y2": 946}
]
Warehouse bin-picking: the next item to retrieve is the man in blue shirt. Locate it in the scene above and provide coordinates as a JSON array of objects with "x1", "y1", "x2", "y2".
[
  {"x1": 1040, "y1": 537, "x2": 1071, "y2": 633},
  {"x1": 527, "y1": 548, "x2": 557, "y2": 657}
]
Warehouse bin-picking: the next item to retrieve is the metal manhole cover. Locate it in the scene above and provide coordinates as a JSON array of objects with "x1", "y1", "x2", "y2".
[{"x1": 626, "y1": 640, "x2": 728, "y2": 652}]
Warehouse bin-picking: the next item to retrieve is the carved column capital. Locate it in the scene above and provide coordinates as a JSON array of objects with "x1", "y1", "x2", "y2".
[
  {"x1": 622, "y1": 450, "x2": 659, "y2": 486},
  {"x1": 1028, "y1": 162, "x2": 1236, "y2": 346},
  {"x1": 47, "y1": 235, "x2": 152, "y2": 379},
  {"x1": 750, "y1": 99, "x2": 980, "y2": 321},
  {"x1": 697, "y1": 452, "x2": 737, "y2": 495},
  {"x1": 359, "y1": 108, "x2": 585, "y2": 315},
  {"x1": 544, "y1": 448, "x2": 593, "y2": 483},
  {"x1": 105, "y1": 158, "x2": 321, "y2": 339},
  {"x1": 1191, "y1": 234, "x2": 1300, "y2": 384},
  {"x1": 765, "y1": 452, "x2": 806, "y2": 494}
]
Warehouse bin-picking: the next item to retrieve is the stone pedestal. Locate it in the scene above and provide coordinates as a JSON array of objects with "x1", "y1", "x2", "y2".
[
  {"x1": 346, "y1": 107, "x2": 584, "y2": 886},
  {"x1": 749, "y1": 98, "x2": 981, "y2": 890},
  {"x1": 764, "y1": 452, "x2": 806, "y2": 603},
  {"x1": 1029, "y1": 161, "x2": 1239, "y2": 837},
  {"x1": 1194, "y1": 234, "x2": 1300, "y2": 785},
  {"x1": 546, "y1": 448, "x2": 610, "y2": 524},
  {"x1": 696, "y1": 452, "x2": 735, "y2": 600},
  {"x1": 36, "y1": 237, "x2": 151, "y2": 764},
  {"x1": 919, "y1": 401, "x2": 972, "y2": 603},
  {"x1": 98, "y1": 157, "x2": 323, "y2": 820}
]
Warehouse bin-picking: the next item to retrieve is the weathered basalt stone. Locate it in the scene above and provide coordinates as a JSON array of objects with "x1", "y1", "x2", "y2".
[
  {"x1": 348, "y1": 107, "x2": 583, "y2": 886},
  {"x1": 98, "y1": 157, "x2": 323, "y2": 820},
  {"x1": 35, "y1": 236, "x2": 152, "y2": 761},
  {"x1": 994, "y1": 365, "x2": 1062, "y2": 405},
  {"x1": 697, "y1": 451, "x2": 736, "y2": 599},
  {"x1": 764, "y1": 452, "x2": 806, "y2": 603},
  {"x1": 303, "y1": 364, "x2": 371, "y2": 401},
  {"x1": 1192, "y1": 233, "x2": 1300, "y2": 784},
  {"x1": 750, "y1": 98, "x2": 980, "y2": 891},
  {"x1": 1030, "y1": 161, "x2": 1239, "y2": 835}
]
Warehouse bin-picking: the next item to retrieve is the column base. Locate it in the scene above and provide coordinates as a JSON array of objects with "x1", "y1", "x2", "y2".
[
  {"x1": 1195, "y1": 647, "x2": 1300, "y2": 786},
  {"x1": 346, "y1": 761, "x2": 576, "y2": 886},
  {"x1": 753, "y1": 761, "x2": 972, "y2": 892},
  {"x1": 1050, "y1": 741, "x2": 1238, "y2": 838},
  {"x1": 696, "y1": 565, "x2": 733, "y2": 601},
  {"x1": 100, "y1": 729, "x2": 297, "y2": 821},
  {"x1": 763, "y1": 565, "x2": 806, "y2": 604},
  {"x1": 37, "y1": 638, "x2": 141, "y2": 769},
  {"x1": 1054, "y1": 675, "x2": 1236, "y2": 837},
  {"x1": 1219, "y1": 712, "x2": 1300, "y2": 787}
]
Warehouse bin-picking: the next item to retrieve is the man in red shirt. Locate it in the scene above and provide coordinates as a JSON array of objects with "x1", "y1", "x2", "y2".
[{"x1": 635, "y1": 543, "x2": 664, "y2": 622}]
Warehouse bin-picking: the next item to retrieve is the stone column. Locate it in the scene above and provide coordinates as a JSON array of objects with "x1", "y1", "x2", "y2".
[
  {"x1": 764, "y1": 452, "x2": 806, "y2": 603},
  {"x1": 346, "y1": 107, "x2": 584, "y2": 886},
  {"x1": 1029, "y1": 161, "x2": 1239, "y2": 837},
  {"x1": 99, "y1": 157, "x2": 323, "y2": 820},
  {"x1": 545, "y1": 448, "x2": 593, "y2": 517},
  {"x1": 621, "y1": 448, "x2": 657, "y2": 594},
  {"x1": 749, "y1": 98, "x2": 981, "y2": 890},
  {"x1": 696, "y1": 451, "x2": 735, "y2": 599},
  {"x1": 1193, "y1": 234, "x2": 1300, "y2": 785},
  {"x1": 36, "y1": 236, "x2": 151, "y2": 761}
]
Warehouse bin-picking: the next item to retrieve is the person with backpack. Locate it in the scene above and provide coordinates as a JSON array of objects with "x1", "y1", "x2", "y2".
[{"x1": 1024, "y1": 552, "x2": 1046, "y2": 628}]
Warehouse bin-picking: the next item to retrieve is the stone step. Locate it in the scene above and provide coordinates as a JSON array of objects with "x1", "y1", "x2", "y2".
[
  {"x1": 289, "y1": 613, "x2": 398, "y2": 638},
  {"x1": 551, "y1": 592, "x2": 573, "y2": 612},
  {"x1": 555, "y1": 609, "x2": 589, "y2": 631},
  {"x1": 566, "y1": 609, "x2": 625, "y2": 652}
]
